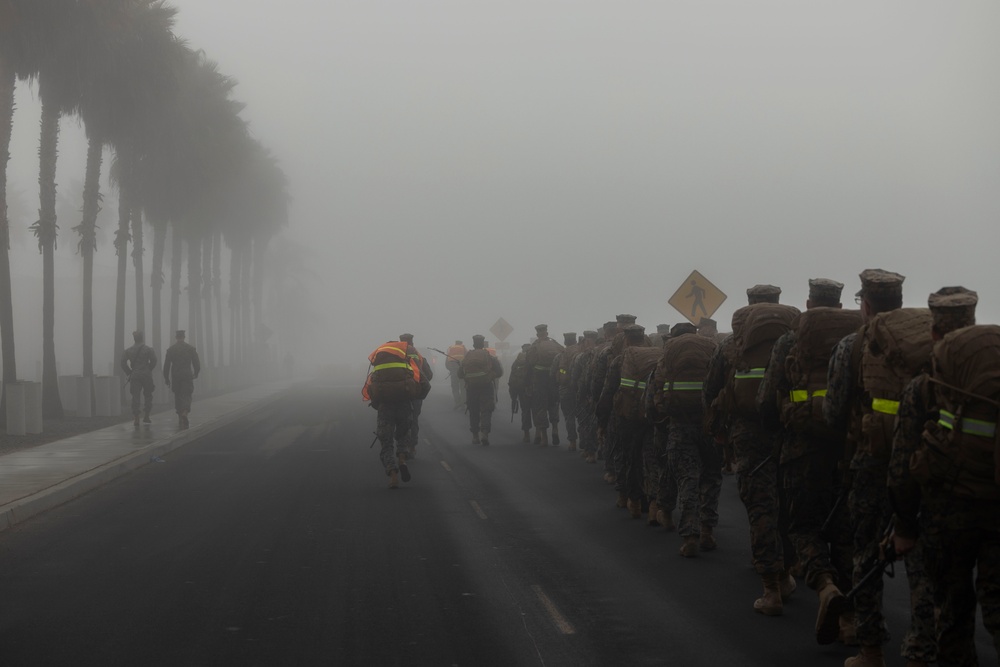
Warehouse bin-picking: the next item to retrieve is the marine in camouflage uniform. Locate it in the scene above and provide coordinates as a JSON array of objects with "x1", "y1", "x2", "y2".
[
  {"x1": 757, "y1": 278, "x2": 856, "y2": 644},
  {"x1": 121, "y1": 330, "x2": 157, "y2": 425},
  {"x1": 888, "y1": 287, "x2": 983, "y2": 667},
  {"x1": 508, "y1": 343, "x2": 533, "y2": 442},
  {"x1": 704, "y1": 285, "x2": 795, "y2": 616},
  {"x1": 596, "y1": 324, "x2": 651, "y2": 516},
  {"x1": 592, "y1": 315, "x2": 636, "y2": 487},
  {"x1": 163, "y1": 330, "x2": 200, "y2": 429},
  {"x1": 399, "y1": 334, "x2": 432, "y2": 460},
  {"x1": 460, "y1": 335, "x2": 503, "y2": 445},
  {"x1": 569, "y1": 331, "x2": 599, "y2": 462},
  {"x1": 661, "y1": 323, "x2": 720, "y2": 552},
  {"x1": 525, "y1": 324, "x2": 564, "y2": 445},
  {"x1": 824, "y1": 269, "x2": 936, "y2": 667},
  {"x1": 553, "y1": 332, "x2": 580, "y2": 450}
]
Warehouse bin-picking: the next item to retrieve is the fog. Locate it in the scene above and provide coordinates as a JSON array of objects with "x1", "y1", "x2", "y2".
[{"x1": 6, "y1": 2, "x2": 1000, "y2": 375}]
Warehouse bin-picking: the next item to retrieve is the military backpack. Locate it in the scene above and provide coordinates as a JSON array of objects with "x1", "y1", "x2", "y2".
[
  {"x1": 730, "y1": 303, "x2": 800, "y2": 419},
  {"x1": 911, "y1": 325, "x2": 1000, "y2": 499},
  {"x1": 613, "y1": 346, "x2": 662, "y2": 420},
  {"x1": 859, "y1": 308, "x2": 933, "y2": 460},
  {"x1": 651, "y1": 334, "x2": 716, "y2": 421},
  {"x1": 461, "y1": 349, "x2": 495, "y2": 385},
  {"x1": 780, "y1": 308, "x2": 863, "y2": 438}
]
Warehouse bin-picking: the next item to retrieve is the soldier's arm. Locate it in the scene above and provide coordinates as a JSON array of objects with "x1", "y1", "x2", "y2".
[
  {"x1": 887, "y1": 375, "x2": 930, "y2": 541},
  {"x1": 422, "y1": 358, "x2": 433, "y2": 381},
  {"x1": 162, "y1": 350, "x2": 172, "y2": 383},
  {"x1": 756, "y1": 332, "x2": 793, "y2": 428},
  {"x1": 702, "y1": 340, "x2": 729, "y2": 410},
  {"x1": 149, "y1": 348, "x2": 158, "y2": 372},
  {"x1": 192, "y1": 349, "x2": 201, "y2": 377},
  {"x1": 120, "y1": 351, "x2": 132, "y2": 376},
  {"x1": 595, "y1": 356, "x2": 621, "y2": 428},
  {"x1": 822, "y1": 333, "x2": 857, "y2": 430}
]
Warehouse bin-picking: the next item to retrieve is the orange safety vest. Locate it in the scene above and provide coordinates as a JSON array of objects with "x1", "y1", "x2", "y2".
[
  {"x1": 447, "y1": 344, "x2": 467, "y2": 362},
  {"x1": 487, "y1": 348, "x2": 497, "y2": 358},
  {"x1": 362, "y1": 341, "x2": 421, "y2": 400}
]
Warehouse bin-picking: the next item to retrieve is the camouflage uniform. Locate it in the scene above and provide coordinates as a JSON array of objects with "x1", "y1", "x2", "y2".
[
  {"x1": 401, "y1": 339, "x2": 432, "y2": 457},
  {"x1": 759, "y1": 330, "x2": 853, "y2": 592},
  {"x1": 525, "y1": 326, "x2": 563, "y2": 440},
  {"x1": 121, "y1": 340, "x2": 157, "y2": 419},
  {"x1": 461, "y1": 343, "x2": 503, "y2": 442},
  {"x1": 377, "y1": 401, "x2": 412, "y2": 474},
  {"x1": 667, "y1": 420, "x2": 721, "y2": 538},
  {"x1": 163, "y1": 337, "x2": 200, "y2": 416},
  {"x1": 508, "y1": 346, "x2": 533, "y2": 436},
  {"x1": 570, "y1": 332, "x2": 599, "y2": 460},
  {"x1": 553, "y1": 333, "x2": 579, "y2": 447}
]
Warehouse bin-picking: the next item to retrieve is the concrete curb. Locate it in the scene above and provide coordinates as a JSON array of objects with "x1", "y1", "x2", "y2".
[{"x1": 0, "y1": 385, "x2": 291, "y2": 533}]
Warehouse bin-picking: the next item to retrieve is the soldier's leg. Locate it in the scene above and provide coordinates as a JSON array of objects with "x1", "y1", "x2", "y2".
[
  {"x1": 130, "y1": 381, "x2": 142, "y2": 416},
  {"x1": 450, "y1": 373, "x2": 462, "y2": 405},
  {"x1": 480, "y1": 387, "x2": 495, "y2": 438},
  {"x1": 377, "y1": 404, "x2": 400, "y2": 475},
  {"x1": 900, "y1": 539, "x2": 938, "y2": 664},
  {"x1": 848, "y1": 460, "x2": 892, "y2": 648},
  {"x1": 785, "y1": 454, "x2": 835, "y2": 590},
  {"x1": 668, "y1": 433, "x2": 701, "y2": 538},
  {"x1": 547, "y1": 384, "x2": 560, "y2": 444},
  {"x1": 530, "y1": 377, "x2": 549, "y2": 435},
  {"x1": 733, "y1": 425, "x2": 785, "y2": 576},
  {"x1": 976, "y1": 531, "x2": 1000, "y2": 661},
  {"x1": 559, "y1": 389, "x2": 577, "y2": 446},
  {"x1": 697, "y1": 433, "x2": 722, "y2": 533},
  {"x1": 929, "y1": 527, "x2": 980, "y2": 667},
  {"x1": 467, "y1": 385, "x2": 482, "y2": 440},
  {"x1": 142, "y1": 377, "x2": 154, "y2": 418}
]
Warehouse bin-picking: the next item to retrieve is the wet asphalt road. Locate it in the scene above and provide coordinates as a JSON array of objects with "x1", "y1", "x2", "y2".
[{"x1": 0, "y1": 381, "x2": 992, "y2": 666}]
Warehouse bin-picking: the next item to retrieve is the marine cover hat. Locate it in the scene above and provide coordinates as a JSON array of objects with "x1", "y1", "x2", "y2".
[{"x1": 928, "y1": 286, "x2": 977, "y2": 332}]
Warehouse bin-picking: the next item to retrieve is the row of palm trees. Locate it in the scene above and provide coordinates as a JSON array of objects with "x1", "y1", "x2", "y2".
[{"x1": 1, "y1": 1, "x2": 290, "y2": 418}]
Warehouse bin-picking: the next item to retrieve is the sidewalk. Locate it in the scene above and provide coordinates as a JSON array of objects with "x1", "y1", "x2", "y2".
[{"x1": 0, "y1": 380, "x2": 297, "y2": 532}]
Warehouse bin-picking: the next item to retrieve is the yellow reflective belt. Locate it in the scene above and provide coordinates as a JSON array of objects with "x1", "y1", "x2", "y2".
[
  {"x1": 790, "y1": 389, "x2": 827, "y2": 402},
  {"x1": 939, "y1": 410, "x2": 997, "y2": 438},
  {"x1": 871, "y1": 398, "x2": 899, "y2": 415},
  {"x1": 559, "y1": 369, "x2": 568, "y2": 374},
  {"x1": 620, "y1": 378, "x2": 637, "y2": 388},
  {"x1": 464, "y1": 371, "x2": 487, "y2": 378},
  {"x1": 373, "y1": 362, "x2": 410, "y2": 372},
  {"x1": 534, "y1": 365, "x2": 550, "y2": 371},
  {"x1": 734, "y1": 368, "x2": 765, "y2": 380},
  {"x1": 666, "y1": 381, "x2": 703, "y2": 391}
]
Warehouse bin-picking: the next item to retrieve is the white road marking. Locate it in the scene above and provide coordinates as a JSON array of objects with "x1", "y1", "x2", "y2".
[
  {"x1": 440, "y1": 461, "x2": 452, "y2": 472},
  {"x1": 531, "y1": 585, "x2": 576, "y2": 635},
  {"x1": 469, "y1": 500, "x2": 488, "y2": 520},
  {"x1": 422, "y1": 437, "x2": 432, "y2": 447}
]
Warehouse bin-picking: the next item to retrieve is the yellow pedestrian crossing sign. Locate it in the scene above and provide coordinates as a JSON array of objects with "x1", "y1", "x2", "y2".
[{"x1": 669, "y1": 270, "x2": 727, "y2": 325}]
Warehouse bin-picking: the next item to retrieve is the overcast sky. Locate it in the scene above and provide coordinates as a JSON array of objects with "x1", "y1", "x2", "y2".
[{"x1": 7, "y1": 1, "x2": 1000, "y2": 367}]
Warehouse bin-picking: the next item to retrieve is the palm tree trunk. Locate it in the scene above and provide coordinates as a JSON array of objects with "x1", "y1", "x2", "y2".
[
  {"x1": 229, "y1": 246, "x2": 240, "y2": 366},
  {"x1": 202, "y1": 235, "x2": 214, "y2": 368},
  {"x1": 79, "y1": 135, "x2": 102, "y2": 378},
  {"x1": 150, "y1": 220, "x2": 166, "y2": 358},
  {"x1": 0, "y1": 58, "x2": 18, "y2": 416},
  {"x1": 113, "y1": 151, "x2": 132, "y2": 382},
  {"x1": 169, "y1": 225, "x2": 181, "y2": 339},
  {"x1": 213, "y1": 232, "x2": 223, "y2": 366},
  {"x1": 240, "y1": 244, "x2": 251, "y2": 364},
  {"x1": 187, "y1": 234, "x2": 201, "y2": 347},
  {"x1": 131, "y1": 205, "x2": 145, "y2": 333},
  {"x1": 38, "y1": 97, "x2": 63, "y2": 418}
]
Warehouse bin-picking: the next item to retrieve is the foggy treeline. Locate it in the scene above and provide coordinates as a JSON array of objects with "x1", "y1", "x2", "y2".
[{"x1": 0, "y1": 1, "x2": 308, "y2": 418}]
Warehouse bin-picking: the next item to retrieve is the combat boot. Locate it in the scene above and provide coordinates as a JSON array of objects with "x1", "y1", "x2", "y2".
[
  {"x1": 699, "y1": 527, "x2": 717, "y2": 551},
  {"x1": 626, "y1": 497, "x2": 641, "y2": 519},
  {"x1": 522, "y1": 430, "x2": 531, "y2": 443},
  {"x1": 143, "y1": 411, "x2": 151, "y2": 424},
  {"x1": 551, "y1": 428, "x2": 560, "y2": 445},
  {"x1": 533, "y1": 430, "x2": 542, "y2": 445},
  {"x1": 397, "y1": 454, "x2": 411, "y2": 482},
  {"x1": 567, "y1": 439, "x2": 577, "y2": 452},
  {"x1": 647, "y1": 500, "x2": 660, "y2": 526},
  {"x1": 616, "y1": 491, "x2": 628, "y2": 509},
  {"x1": 133, "y1": 414, "x2": 140, "y2": 427},
  {"x1": 843, "y1": 645, "x2": 885, "y2": 667},
  {"x1": 603, "y1": 472, "x2": 616, "y2": 484},
  {"x1": 680, "y1": 535, "x2": 700, "y2": 558},
  {"x1": 656, "y1": 509, "x2": 676, "y2": 532},
  {"x1": 471, "y1": 431, "x2": 480, "y2": 445},
  {"x1": 584, "y1": 452, "x2": 597, "y2": 463},
  {"x1": 839, "y1": 612, "x2": 859, "y2": 646},
  {"x1": 480, "y1": 431, "x2": 490, "y2": 446},
  {"x1": 779, "y1": 570, "x2": 797, "y2": 601},
  {"x1": 388, "y1": 470, "x2": 399, "y2": 489},
  {"x1": 815, "y1": 573, "x2": 848, "y2": 645},
  {"x1": 753, "y1": 573, "x2": 783, "y2": 616},
  {"x1": 538, "y1": 429, "x2": 548, "y2": 446}
]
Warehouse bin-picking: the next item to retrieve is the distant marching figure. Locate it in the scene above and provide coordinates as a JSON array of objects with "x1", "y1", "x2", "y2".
[
  {"x1": 121, "y1": 330, "x2": 157, "y2": 427},
  {"x1": 163, "y1": 329, "x2": 201, "y2": 430}
]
